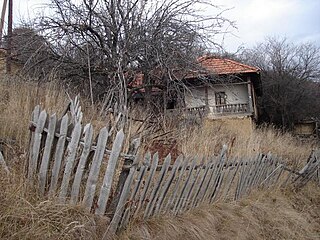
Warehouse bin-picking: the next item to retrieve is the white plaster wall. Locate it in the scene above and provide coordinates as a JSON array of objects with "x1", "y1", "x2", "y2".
[
  {"x1": 207, "y1": 84, "x2": 249, "y2": 107},
  {"x1": 185, "y1": 83, "x2": 250, "y2": 110},
  {"x1": 185, "y1": 86, "x2": 206, "y2": 108}
]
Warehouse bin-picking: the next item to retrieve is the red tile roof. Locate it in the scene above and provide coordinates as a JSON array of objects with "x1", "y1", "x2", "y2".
[
  {"x1": 129, "y1": 56, "x2": 260, "y2": 92},
  {"x1": 198, "y1": 56, "x2": 260, "y2": 75}
]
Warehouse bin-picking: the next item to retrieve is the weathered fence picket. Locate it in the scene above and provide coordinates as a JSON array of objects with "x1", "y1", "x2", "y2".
[
  {"x1": 155, "y1": 155, "x2": 183, "y2": 215},
  {"x1": 29, "y1": 110, "x2": 47, "y2": 179},
  {"x1": 26, "y1": 99, "x2": 320, "y2": 236},
  {"x1": 28, "y1": 105, "x2": 40, "y2": 177},
  {"x1": 96, "y1": 129, "x2": 125, "y2": 215},
  {"x1": 144, "y1": 154, "x2": 171, "y2": 218},
  {"x1": 49, "y1": 114, "x2": 69, "y2": 194},
  {"x1": 107, "y1": 149, "x2": 140, "y2": 235},
  {"x1": 190, "y1": 159, "x2": 212, "y2": 208},
  {"x1": 39, "y1": 114, "x2": 57, "y2": 195},
  {"x1": 59, "y1": 122, "x2": 82, "y2": 203},
  {"x1": 70, "y1": 123, "x2": 94, "y2": 204},
  {"x1": 133, "y1": 152, "x2": 159, "y2": 218},
  {"x1": 164, "y1": 156, "x2": 189, "y2": 213},
  {"x1": 83, "y1": 127, "x2": 109, "y2": 210}
]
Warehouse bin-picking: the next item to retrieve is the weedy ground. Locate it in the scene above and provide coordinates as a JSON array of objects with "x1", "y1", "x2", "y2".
[
  {"x1": 0, "y1": 77, "x2": 319, "y2": 239},
  {"x1": 118, "y1": 184, "x2": 320, "y2": 240}
]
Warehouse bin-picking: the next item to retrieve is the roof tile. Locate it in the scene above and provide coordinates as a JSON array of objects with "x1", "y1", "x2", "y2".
[{"x1": 198, "y1": 56, "x2": 260, "y2": 75}]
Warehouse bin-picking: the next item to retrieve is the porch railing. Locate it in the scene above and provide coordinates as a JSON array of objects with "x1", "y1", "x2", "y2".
[
  {"x1": 187, "y1": 106, "x2": 206, "y2": 114},
  {"x1": 168, "y1": 104, "x2": 250, "y2": 117},
  {"x1": 214, "y1": 103, "x2": 250, "y2": 115}
]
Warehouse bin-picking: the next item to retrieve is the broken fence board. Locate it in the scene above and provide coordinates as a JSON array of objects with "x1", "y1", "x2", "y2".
[
  {"x1": 70, "y1": 123, "x2": 94, "y2": 204},
  {"x1": 260, "y1": 164, "x2": 283, "y2": 187},
  {"x1": 223, "y1": 158, "x2": 242, "y2": 200},
  {"x1": 144, "y1": 154, "x2": 171, "y2": 219},
  {"x1": 198, "y1": 155, "x2": 220, "y2": 204},
  {"x1": 210, "y1": 153, "x2": 231, "y2": 203},
  {"x1": 256, "y1": 157, "x2": 271, "y2": 186},
  {"x1": 108, "y1": 138, "x2": 141, "y2": 213},
  {"x1": 241, "y1": 158, "x2": 255, "y2": 198},
  {"x1": 235, "y1": 159, "x2": 245, "y2": 201},
  {"x1": 155, "y1": 155, "x2": 183, "y2": 215},
  {"x1": 173, "y1": 156, "x2": 197, "y2": 215},
  {"x1": 250, "y1": 155, "x2": 263, "y2": 187},
  {"x1": 59, "y1": 122, "x2": 82, "y2": 202},
  {"x1": 29, "y1": 110, "x2": 47, "y2": 179},
  {"x1": 83, "y1": 127, "x2": 109, "y2": 210},
  {"x1": 49, "y1": 114, "x2": 69, "y2": 194},
  {"x1": 120, "y1": 156, "x2": 151, "y2": 226},
  {"x1": 220, "y1": 157, "x2": 237, "y2": 200},
  {"x1": 207, "y1": 146, "x2": 227, "y2": 203},
  {"x1": 191, "y1": 160, "x2": 215, "y2": 208},
  {"x1": 236, "y1": 158, "x2": 251, "y2": 199},
  {"x1": 244, "y1": 157, "x2": 261, "y2": 194},
  {"x1": 181, "y1": 158, "x2": 204, "y2": 211},
  {"x1": 246, "y1": 154, "x2": 263, "y2": 190},
  {"x1": 107, "y1": 152, "x2": 140, "y2": 235},
  {"x1": 39, "y1": 114, "x2": 57, "y2": 195},
  {"x1": 133, "y1": 152, "x2": 158, "y2": 218},
  {"x1": 252, "y1": 155, "x2": 267, "y2": 187},
  {"x1": 28, "y1": 105, "x2": 40, "y2": 176},
  {"x1": 96, "y1": 129, "x2": 125, "y2": 215},
  {"x1": 164, "y1": 156, "x2": 189, "y2": 213},
  {"x1": 273, "y1": 165, "x2": 285, "y2": 187}
]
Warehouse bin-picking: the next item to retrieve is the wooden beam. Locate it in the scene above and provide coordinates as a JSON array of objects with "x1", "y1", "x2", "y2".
[
  {"x1": 204, "y1": 85, "x2": 209, "y2": 112},
  {"x1": 6, "y1": 0, "x2": 12, "y2": 74},
  {"x1": 0, "y1": 0, "x2": 8, "y2": 43},
  {"x1": 247, "y1": 78, "x2": 253, "y2": 114}
]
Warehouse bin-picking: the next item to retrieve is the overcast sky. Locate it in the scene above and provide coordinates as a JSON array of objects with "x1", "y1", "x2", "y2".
[{"x1": 8, "y1": 0, "x2": 320, "y2": 52}]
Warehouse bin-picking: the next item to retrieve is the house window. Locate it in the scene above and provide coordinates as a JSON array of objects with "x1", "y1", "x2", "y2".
[{"x1": 215, "y1": 92, "x2": 227, "y2": 105}]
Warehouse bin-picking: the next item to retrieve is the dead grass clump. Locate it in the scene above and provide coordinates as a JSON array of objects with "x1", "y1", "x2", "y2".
[
  {"x1": 0, "y1": 77, "x2": 68, "y2": 148},
  {"x1": 0, "y1": 165, "x2": 106, "y2": 240},
  {"x1": 0, "y1": 77, "x2": 108, "y2": 150},
  {"x1": 118, "y1": 184, "x2": 320, "y2": 240},
  {"x1": 179, "y1": 119, "x2": 317, "y2": 166}
]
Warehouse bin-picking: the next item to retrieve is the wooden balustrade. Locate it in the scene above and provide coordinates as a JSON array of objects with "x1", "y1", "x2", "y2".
[{"x1": 214, "y1": 103, "x2": 249, "y2": 114}]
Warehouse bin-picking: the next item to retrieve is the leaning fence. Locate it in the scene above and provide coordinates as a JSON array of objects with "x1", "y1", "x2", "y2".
[{"x1": 25, "y1": 97, "x2": 320, "y2": 236}]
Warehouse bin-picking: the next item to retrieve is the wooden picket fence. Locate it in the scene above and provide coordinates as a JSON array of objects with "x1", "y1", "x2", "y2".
[{"x1": 26, "y1": 98, "x2": 320, "y2": 237}]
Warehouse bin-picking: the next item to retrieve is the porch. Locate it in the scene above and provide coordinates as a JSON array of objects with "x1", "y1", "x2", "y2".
[
  {"x1": 186, "y1": 103, "x2": 251, "y2": 116},
  {"x1": 213, "y1": 103, "x2": 250, "y2": 115}
]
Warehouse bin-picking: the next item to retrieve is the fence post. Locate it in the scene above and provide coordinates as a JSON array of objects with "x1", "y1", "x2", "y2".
[{"x1": 108, "y1": 138, "x2": 140, "y2": 214}]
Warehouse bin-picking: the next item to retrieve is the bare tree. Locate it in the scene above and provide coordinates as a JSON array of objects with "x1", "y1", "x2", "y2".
[
  {"x1": 240, "y1": 37, "x2": 320, "y2": 127},
  {"x1": 27, "y1": 0, "x2": 233, "y2": 110},
  {"x1": 6, "y1": 27, "x2": 59, "y2": 79}
]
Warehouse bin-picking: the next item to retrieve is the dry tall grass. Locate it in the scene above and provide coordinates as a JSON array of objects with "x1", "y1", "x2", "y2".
[
  {"x1": 0, "y1": 76, "x2": 107, "y2": 150},
  {"x1": 0, "y1": 163, "x2": 108, "y2": 239},
  {"x1": 1, "y1": 161, "x2": 319, "y2": 240},
  {"x1": 178, "y1": 118, "x2": 317, "y2": 167},
  {"x1": 0, "y1": 77, "x2": 319, "y2": 240},
  {"x1": 118, "y1": 184, "x2": 320, "y2": 240},
  {"x1": 0, "y1": 77, "x2": 68, "y2": 147},
  {"x1": 0, "y1": 76, "x2": 316, "y2": 165}
]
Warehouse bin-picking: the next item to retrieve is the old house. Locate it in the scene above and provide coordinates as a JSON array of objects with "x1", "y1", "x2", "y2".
[
  {"x1": 130, "y1": 56, "x2": 262, "y2": 123},
  {"x1": 183, "y1": 56, "x2": 262, "y2": 121}
]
